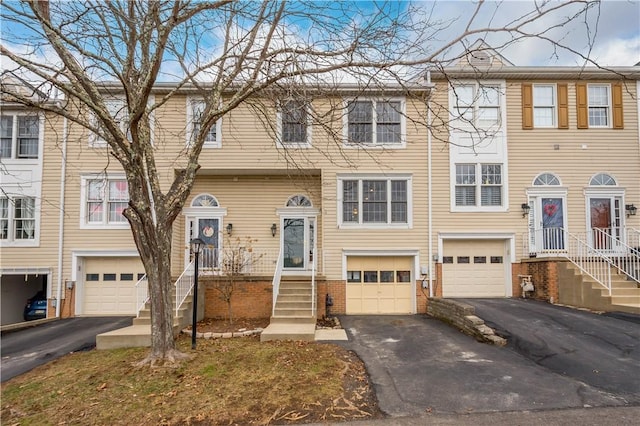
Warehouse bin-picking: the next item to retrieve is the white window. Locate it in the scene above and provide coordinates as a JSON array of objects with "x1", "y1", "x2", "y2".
[
  {"x1": 81, "y1": 176, "x2": 129, "y2": 228},
  {"x1": 0, "y1": 113, "x2": 40, "y2": 159},
  {"x1": 0, "y1": 196, "x2": 37, "y2": 242},
  {"x1": 588, "y1": 84, "x2": 610, "y2": 127},
  {"x1": 455, "y1": 164, "x2": 503, "y2": 208},
  {"x1": 188, "y1": 99, "x2": 221, "y2": 148},
  {"x1": 452, "y1": 84, "x2": 501, "y2": 128},
  {"x1": 89, "y1": 98, "x2": 129, "y2": 147},
  {"x1": 533, "y1": 173, "x2": 561, "y2": 186},
  {"x1": 278, "y1": 100, "x2": 311, "y2": 146},
  {"x1": 345, "y1": 99, "x2": 405, "y2": 146},
  {"x1": 533, "y1": 85, "x2": 556, "y2": 127},
  {"x1": 340, "y1": 176, "x2": 410, "y2": 226}
]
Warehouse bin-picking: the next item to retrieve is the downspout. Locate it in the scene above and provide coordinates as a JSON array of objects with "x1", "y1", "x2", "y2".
[
  {"x1": 426, "y1": 70, "x2": 434, "y2": 298},
  {"x1": 55, "y1": 115, "x2": 68, "y2": 317}
]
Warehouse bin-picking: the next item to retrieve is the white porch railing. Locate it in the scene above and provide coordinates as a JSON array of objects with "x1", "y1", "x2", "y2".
[
  {"x1": 135, "y1": 274, "x2": 148, "y2": 317},
  {"x1": 175, "y1": 260, "x2": 195, "y2": 316},
  {"x1": 628, "y1": 227, "x2": 640, "y2": 251},
  {"x1": 271, "y1": 248, "x2": 283, "y2": 317},
  {"x1": 196, "y1": 248, "x2": 279, "y2": 276},
  {"x1": 564, "y1": 231, "x2": 614, "y2": 295},
  {"x1": 592, "y1": 228, "x2": 640, "y2": 282}
]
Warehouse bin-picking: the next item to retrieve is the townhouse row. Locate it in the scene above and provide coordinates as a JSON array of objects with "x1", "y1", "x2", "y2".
[{"x1": 2, "y1": 48, "x2": 639, "y2": 324}]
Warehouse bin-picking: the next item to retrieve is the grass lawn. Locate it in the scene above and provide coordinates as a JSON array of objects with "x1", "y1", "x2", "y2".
[{"x1": 1, "y1": 335, "x2": 381, "y2": 425}]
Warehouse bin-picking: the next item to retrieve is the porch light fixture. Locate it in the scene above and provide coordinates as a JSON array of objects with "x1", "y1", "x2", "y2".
[
  {"x1": 189, "y1": 237, "x2": 204, "y2": 350},
  {"x1": 271, "y1": 223, "x2": 277, "y2": 237},
  {"x1": 225, "y1": 223, "x2": 233, "y2": 236},
  {"x1": 626, "y1": 204, "x2": 637, "y2": 217},
  {"x1": 521, "y1": 203, "x2": 531, "y2": 218}
]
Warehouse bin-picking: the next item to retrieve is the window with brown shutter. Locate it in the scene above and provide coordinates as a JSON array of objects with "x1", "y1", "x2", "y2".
[
  {"x1": 576, "y1": 83, "x2": 588, "y2": 129},
  {"x1": 612, "y1": 83, "x2": 624, "y2": 129},
  {"x1": 557, "y1": 84, "x2": 569, "y2": 129},
  {"x1": 521, "y1": 83, "x2": 533, "y2": 129}
]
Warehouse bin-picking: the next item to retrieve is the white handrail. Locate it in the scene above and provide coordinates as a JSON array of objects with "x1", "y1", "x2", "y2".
[
  {"x1": 311, "y1": 247, "x2": 316, "y2": 317},
  {"x1": 564, "y1": 231, "x2": 613, "y2": 295},
  {"x1": 592, "y1": 228, "x2": 640, "y2": 282},
  {"x1": 271, "y1": 249, "x2": 283, "y2": 317},
  {"x1": 175, "y1": 260, "x2": 195, "y2": 316},
  {"x1": 134, "y1": 274, "x2": 148, "y2": 317}
]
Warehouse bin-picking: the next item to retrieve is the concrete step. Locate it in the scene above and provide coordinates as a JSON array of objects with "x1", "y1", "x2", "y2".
[
  {"x1": 275, "y1": 301, "x2": 312, "y2": 310},
  {"x1": 136, "y1": 305, "x2": 189, "y2": 320},
  {"x1": 609, "y1": 303, "x2": 640, "y2": 315},
  {"x1": 610, "y1": 295, "x2": 640, "y2": 305},
  {"x1": 276, "y1": 294, "x2": 312, "y2": 302},
  {"x1": 273, "y1": 308, "x2": 314, "y2": 316},
  {"x1": 96, "y1": 323, "x2": 183, "y2": 350},
  {"x1": 607, "y1": 288, "x2": 640, "y2": 296},
  {"x1": 132, "y1": 316, "x2": 184, "y2": 326},
  {"x1": 260, "y1": 322, "x2": 316, "y2": 342},
  {"x1": 269, "y1": 316, "x2": 316, "y2": 325}
]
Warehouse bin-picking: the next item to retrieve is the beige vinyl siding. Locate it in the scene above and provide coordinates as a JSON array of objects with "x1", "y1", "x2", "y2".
[{"x1": 506, "y1": 79, "x2": 639, "y2": 258}]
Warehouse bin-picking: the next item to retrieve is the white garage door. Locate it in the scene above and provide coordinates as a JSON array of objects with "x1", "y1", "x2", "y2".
[
  {"x1": 83, "y1": 257, "x2": 144, "y2": 315},
  {"x1": 442, "y1": 240, "x2": 507, "y2": 297},
  {"x1": 346, "y1": 256, "x2": 413, "y2": 314}
]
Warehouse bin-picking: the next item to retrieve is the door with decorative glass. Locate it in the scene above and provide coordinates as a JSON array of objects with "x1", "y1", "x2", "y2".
[
  {"x1": 528, "y1": 197, "x2": 566, "y2": 253},
  {"x1": 588, "y1": 197, "x2": 623, "y2": 251},
  {"x1": 282, "y1": 217, "x2": 315, "y2": 272}
]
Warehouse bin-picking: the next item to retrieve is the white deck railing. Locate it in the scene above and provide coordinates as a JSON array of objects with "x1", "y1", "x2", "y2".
[
  {"x1": 564, "y1": 231, "x2": 614, "y2": 295},
  {"x1": 196, "y1": 248, "x2": 279, "y2": 276},
  {"x1": 592, "y1": 228, "x2": 640, "y2": 282},
  {"x1": 311, "y1": 247, "x2": 316, "y2": 317},
  {"x1": 135, "y1": 274, "x2": 148, "y2": 317},
  {"x1": 175, "y1": 260, "x2": 195, "y2": 316}
]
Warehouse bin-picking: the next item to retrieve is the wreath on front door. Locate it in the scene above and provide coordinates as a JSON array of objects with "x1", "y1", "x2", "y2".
[{"x1": 543, "y1": 204, "x2": 558, "y2": 217}]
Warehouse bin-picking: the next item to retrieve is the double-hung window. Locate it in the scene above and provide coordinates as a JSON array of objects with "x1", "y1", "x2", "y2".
[
  {"x1": 82, "y1": 176, "x2": 129, "y2": 227},
  {"x1": 340, "y1": 177, "x2": 410, "y2": 226},
  {"x1": 188, "y1": 99, "x2": 221, "y2": 148},
  {"x1": 452, "y1": 84, "x2": 501, "y2": 128},
  {"x1": 0, "y1": 196, "x2": 37, "y2": 242},
  {"x1": 1, "y1": 113, "x2": 40, "y2": 159},
  {"x1": 455, "y1": 164, "x2": 503, "y2": 208},
  {"x1": 587, "y1": 84, "x2": 610, "y2": 127},
  {"x1": 576, "y1": 82, "x2": 623, "y2": 129},
  {"x1": 533, "y1": 85, "x2": 556, "y2": 127},
  {"x1": 279, "y1": 100, "x2": 310, "y2": 146},
  {"x1": 346, "y1": 99, "x2": 404, "y2": 146},
  {"x1": 90, "y1": 98, "x2": 128, "y2": 147}
]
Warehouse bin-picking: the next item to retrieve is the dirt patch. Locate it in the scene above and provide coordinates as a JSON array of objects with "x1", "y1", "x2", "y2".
[{"x1": 185, "y1": 317, "x2": 270, "y2": 334}]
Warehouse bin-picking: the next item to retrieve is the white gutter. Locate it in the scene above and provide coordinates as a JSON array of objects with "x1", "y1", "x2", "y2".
[
  {"x1": 426, "y1": 70, "x2": 434, "y2": 298},
  {"x1": 55, "y1": 115, "x2": 68, "y2": 317}
]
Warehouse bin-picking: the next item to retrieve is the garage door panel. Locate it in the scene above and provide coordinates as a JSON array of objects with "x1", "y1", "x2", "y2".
[
  {"x1": 83, "y1": 257, "x2": 143, "y2": 315},
  {"x1": 442, "y1": 240, "x2": 508, "y2": 298},
  {"x1": 346, "y1": 256, "x2": 413, "y2": 314}
]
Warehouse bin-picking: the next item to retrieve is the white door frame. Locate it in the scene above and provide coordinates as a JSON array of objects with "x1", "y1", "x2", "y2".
[
  {"x1": 585, "y1": 188, "x2": 625, "y2": 251},
  {"x1": 277, "y1": 207, "x2": 319, "y2": 275},
  {"x1": 182, "y1": 206, "x2": 227, "y2": 271},
  {"x1": 526, "y1": 187, "x2": 568, "y2": 255}
]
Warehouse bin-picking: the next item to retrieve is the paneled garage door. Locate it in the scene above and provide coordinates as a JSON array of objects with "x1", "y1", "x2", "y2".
[
  {"x1": 346, "y1": 256, "x2": 413, "y2": 314},
  {"x1": 442, "y1": 240, "x2": 507, "y2": 297},
  {"x1": 83, "y1": 257, "x2": 144, "y2": 315}
]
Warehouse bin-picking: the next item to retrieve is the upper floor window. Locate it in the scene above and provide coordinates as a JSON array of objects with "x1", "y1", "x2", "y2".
[
  {"x1": 340, "y1": 177, "x2": 410, "y2": 226},
  {"x1": 577, "y1": 83, "x2": 623, "y2": 129},
  {"x1": 452, "y1": 83, "x2": 501, "y2": 128},
  {"x1": 89, "y1": 98, "x2": 129, "y2": 147},
  {"x1": 0, "y1": 196, "x2": 36, "y2": 242},
  {"x1": 522, "y1": 83, "x2": 568, "y2": 130},
  {"x1": 81, "y1": 176, "x2": 129, "y2": 228},
  {"x1": 0, "y1": 113, "x2": 39, "y2": 159},
  {"x1": 188, "y1": 99, "x2": 221, "y2": 148},
  {"x1": 345, "y1": 99, "x2": 404, "y2": 146},
  {"x1": 279, "y1": 100, "x2": 310, "y2": 146},
  {"x1": 533, "y1": 85, "x2": 556, "y2": 127},
  {"x1": 455, "y1": 163, "x2": 503, "y2": 208}
]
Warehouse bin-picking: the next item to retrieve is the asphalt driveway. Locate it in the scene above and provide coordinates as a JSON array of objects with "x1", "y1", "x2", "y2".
[
  {"x1": 459, "y1": 298, "x2": 640, "y2": 399},
  {"x1": 1, "y1": 317, "x2": 132, "y2": 382},
  {"x1": 338, "y1": 309, "x2": 639, "y2": 418}
]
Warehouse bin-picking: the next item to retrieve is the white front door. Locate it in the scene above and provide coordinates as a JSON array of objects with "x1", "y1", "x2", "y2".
[{"x1": 282, "y1": 216, "x2": 315, "y2": 272}]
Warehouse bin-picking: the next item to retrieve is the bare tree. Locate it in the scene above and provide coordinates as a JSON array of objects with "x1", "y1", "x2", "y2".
[
  {"x1": 214, "y1": 236, "x2": 263, "y2": 325},
  {"x1": 0, "y1": 0, "x2": 601, "y2": 365}
]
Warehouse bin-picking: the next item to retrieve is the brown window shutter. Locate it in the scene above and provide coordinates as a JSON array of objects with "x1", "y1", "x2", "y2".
[
  {"x1": 576, "y1": 83, "x2": 588, "y2": 129},
  {"x1": 557, "y1": 84, "x2": 569, "y2": 129},
  {"x1": 522, "y1": 83, "x2": 533, "y2": 129},
  {"x1": 612, "y1": 83, "x2": 624, "y2": 129}
]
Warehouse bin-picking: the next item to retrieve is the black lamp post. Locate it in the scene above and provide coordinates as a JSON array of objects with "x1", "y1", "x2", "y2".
[{"x1": 190, "y1": 237, "x2": 204, "y2": 349}]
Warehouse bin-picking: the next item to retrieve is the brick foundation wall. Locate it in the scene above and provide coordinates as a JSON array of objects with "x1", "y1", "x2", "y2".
[
  {"x1": 520, "y1": 258, "x2": 564, "y2": 303},
  {"x1": 203, "y1": 277, "x2": 272, "y2": 319}
]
